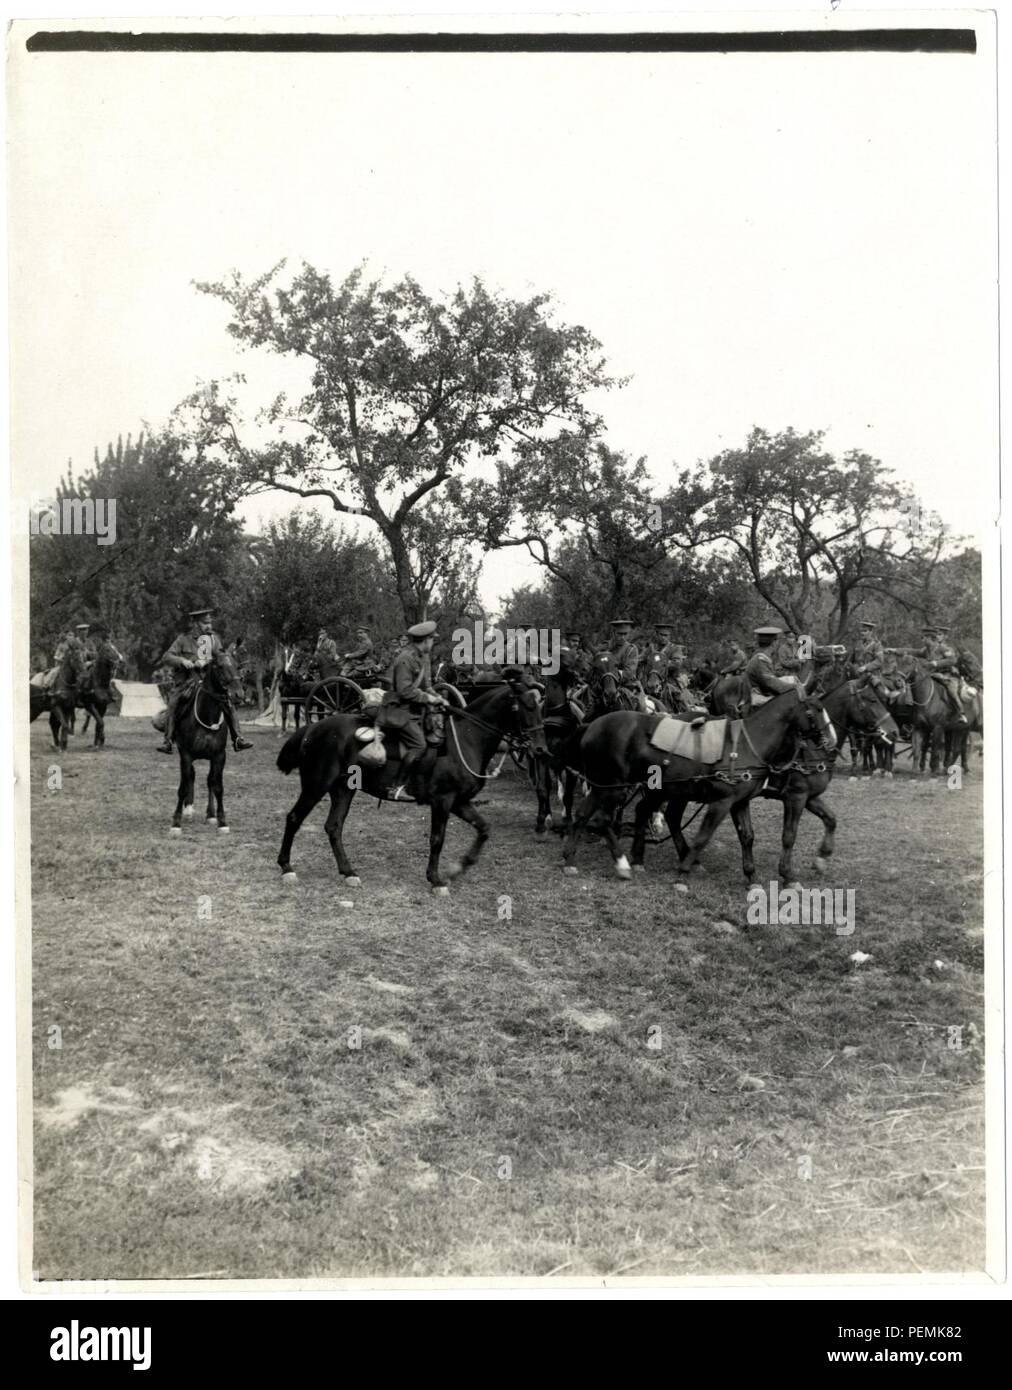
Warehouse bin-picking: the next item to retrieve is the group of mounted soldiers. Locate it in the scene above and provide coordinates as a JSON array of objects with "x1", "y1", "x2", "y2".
[{"x1": 41, "y1": 603, "x2": 979, "y2": 781}]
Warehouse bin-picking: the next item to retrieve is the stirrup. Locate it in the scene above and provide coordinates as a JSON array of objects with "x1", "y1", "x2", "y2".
[{"x1": 388, "y1": 784, "x2": 416, "y2": 803}]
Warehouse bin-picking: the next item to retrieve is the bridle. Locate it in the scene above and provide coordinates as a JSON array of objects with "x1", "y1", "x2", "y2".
[{"x1": 443, "y1": 687, "x2": 547, "y2": 778}]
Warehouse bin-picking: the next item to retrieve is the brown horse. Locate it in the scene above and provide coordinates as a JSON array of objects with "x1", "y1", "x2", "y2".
[
  {"x1": 276, "y1": 676, "x2": 548, "y2": 893},
  {"x1": 894, "y1": 660, "x2": 969, "y2": 776},
  {"x1": 562, "y1": 686, "x2": 833, "y2": 883},
  {"x1": 168, "y1": 648, "x2": 244, "y2": 834},
  {"x1": 30, "y1": 648, "x2": 84, "y2": 751}
]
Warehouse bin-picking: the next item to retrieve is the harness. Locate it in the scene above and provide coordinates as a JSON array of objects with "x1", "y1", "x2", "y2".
[{"x1": 439, "y1": 695, "x2": 546, "y2": 780}]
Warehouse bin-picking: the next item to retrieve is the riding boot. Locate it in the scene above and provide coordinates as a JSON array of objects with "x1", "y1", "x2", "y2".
[
  {"x1": 157, "y1": 693, "x2": 178, "y2": 753},
  {"x1": 389, "y1": 746, "x2": 424, "y2": 801},
  {"x1": 223, "y1": 700, "x2": 253, "y2": 750}
]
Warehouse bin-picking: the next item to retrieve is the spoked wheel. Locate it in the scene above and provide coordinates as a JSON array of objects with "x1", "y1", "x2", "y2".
[{"x1": 304, "y1": 676, "x2": 366, "y2": 722}]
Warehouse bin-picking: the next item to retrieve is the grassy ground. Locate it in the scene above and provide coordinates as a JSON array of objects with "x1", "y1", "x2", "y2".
[{"x1": 29, "y1": 719, "x2": 985, "y2": 1281}]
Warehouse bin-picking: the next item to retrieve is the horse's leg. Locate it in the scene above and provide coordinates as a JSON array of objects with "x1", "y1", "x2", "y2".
[
  {"x1": 278, "y1": 773, "x2": 331, "y2": 878},
  {"x1": 730, "y1": 796, "x2": 757, "y2": 883},
  {"x1": 562, "y1": 769, "x2": 577, "y2": 834},
  {"x1": 677, "y1": 800, "x2": 732, "y2": 882},
  {"x1": 533, "y1": 758, "x2": 551, "y2": 835},
  {"x1": 426, "y1": 796, "x2": 454, "y2": 893},
  {"x1": 777, "y1": 788, "x2": 805, "y2": 886},
  {"x1": 323, "y1": 784, "x2": 359, "y2": 881},
  {"x1": 212, "y1": 749, "x2": 227, "y2": 827},
  {"x1": 445, "y1": 798, "x2": 490, "y2": 881},
  {"x1": 590, "y1": 793, "x2": 632, "y2": 878},
  {"x1": 561, "y1": 789, "x2": 598, "y2": 873},
  {"x1": 172, "y1": 751, "x2": 193, "y2": 829},
  {"x1": 806, "y1": 791, "x2": 837, "y2": 871},
  {"x1": 631, "y1": 789, "x2": 663, "y2": 869},
  {"x1": 49, "y1": 709, "x2": 60, "y2": 750},
  {"x1": 663, "y1": 795, "x2": 690, "y2": 866},
  {"x1": 81, "y1": 711, "x2": 91, "y2": 734}
]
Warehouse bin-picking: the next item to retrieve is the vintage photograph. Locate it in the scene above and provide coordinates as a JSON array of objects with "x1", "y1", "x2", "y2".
[{"x1": 8, "y1": 15, "x2": 997, "y2": 1285}]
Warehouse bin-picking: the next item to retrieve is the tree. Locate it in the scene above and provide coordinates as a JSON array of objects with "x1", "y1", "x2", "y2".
[
  {"x1": 30, "y1": 432, "x2": 250, "y2": 677},
  {"x1": 187, "y1": 262, "x2": 616, "y2": 624},
  {"x1": 250, "y1": 511, "x2": 401, "y2": 662},
  {"x1": 664, "y1": 426, "x2": 958, "y2": 641}
]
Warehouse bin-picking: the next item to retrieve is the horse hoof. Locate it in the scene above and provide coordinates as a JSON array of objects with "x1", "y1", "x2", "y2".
[
  {"x1": 345, "y1": 875, "x2": 361, "y2": 887},
  {"x1": 206, "y1": 816, "x2": 218, "y2": 826},
  {"x1": 675, "y1": 881, "x2": 689, "y2": 894},
  {"x1": 562, "y1": 866, "x2": 578, "y2": 876},
  {"x1": 614, "y1": 856, "x2": 632, "y2": 880},
  {"x1": 218, "y1": 825, "x2": 230, "y2": 834},
  {"x1": 432, "y1": 885, "x2": 450, "y2": 897},
  {"x1": 848, "y1": 776, "x2": 858, "y2": 783},
  {"x1": 544, "y1": 815, "x2": 553, "y2": 830},
  {"x1": 168, "y1": 827, "x2": 182, "y2": 838},
  {"x1": 813, "y1": 856, "x2": 828, "y2": 874},
  {"x1": 337, "y1": 899, "x2": 355, "y2": 910},
  {"x1": 182, "y1": 806, "x2": 194, "y2": 819},
  {"x1": 281, "y1": 871, "x2": 297, "y2": 884},
  {"x1": 786, "y1": 879, "x2": 802, "y2": 890},
  {"x1": 884, "y1": 772, "x2": 894, "y2": 780},
  {"x1": 444, "y1": 862, "x2": 465, "y2": 881},
  {"x1": 631, "y1": 863, "x2": 646, "y2": 873}
]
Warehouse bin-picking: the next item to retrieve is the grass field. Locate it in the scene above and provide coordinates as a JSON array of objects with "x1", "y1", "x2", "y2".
[{"x1": 29, "y1": 718, "x2": 986, "y2": 1281}]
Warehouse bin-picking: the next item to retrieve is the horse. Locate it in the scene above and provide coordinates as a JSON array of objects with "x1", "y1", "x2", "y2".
[
  {"x1": 168, "y1": 648, "x2": 244, "y2": 834},
  {"x1": 893, "y1": 660, "x2": 967, "y2": 776},
  {"x1": 530, "y1": 666, "x2": 588, "y2": 836},
  {"x1": 31, "y1": 648, "x2": 84, "y2": 751},
  {"x1": 562, "y1": 685, "x2": 832, "y2": 883},
  {"x1": 275, "y1": 676, "x2": 549, "y2": 893},
  {"x1": 277, "y1": 666, "x2": 314, "y2": 731},
  {"x1": 76, "y1": 646, "x2": 118, "y2": 749}
]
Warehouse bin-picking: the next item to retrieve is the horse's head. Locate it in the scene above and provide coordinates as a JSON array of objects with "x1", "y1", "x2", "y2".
[
  {"x1": 206, "y1": 647, "x2": 243, "y2": 702},
  {"x1": 501, "y1": 671, "x2": 549, "y2": 759},
  {"x1": 795, "y1": 689, "x2": 837, "y2": 753}
]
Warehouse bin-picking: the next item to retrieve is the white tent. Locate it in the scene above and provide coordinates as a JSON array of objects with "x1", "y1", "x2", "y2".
[{"x1": 115, "y1": 681, "x2": 165, "y2": 719}]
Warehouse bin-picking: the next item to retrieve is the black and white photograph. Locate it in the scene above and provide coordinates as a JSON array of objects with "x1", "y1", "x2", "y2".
[{"x1": 7, "y1": 11, "x2": 1000, "y2": 1292}]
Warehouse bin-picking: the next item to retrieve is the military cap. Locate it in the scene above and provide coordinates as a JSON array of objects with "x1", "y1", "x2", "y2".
[
  {"x1": 655, "y1": 621, "x2": 674, "y2": 631},
  {"x1": 355, "y1": 625, "x2": 370, "y2": 632},
  {"x1": 565, "y1": 629, "x2": 581, "y2": 639},
  {"x1": 754, "y1": 626, "x2": 783, "y2": 637},
  {"x1": 75, "y1": 623, "x2": 90, "y2": 632},
  {"x1": 407, "y1": 620, "x2": 437, "y2": 640},
  {"x1": 610, "y1": 618, "x2": 633, "y2": 628},
  {"x1": 859, "y1": 619, "x2": 878, "y2": 629},
  {"x1": 189, "y1": 607, "x2": 216, "y2": 619}
]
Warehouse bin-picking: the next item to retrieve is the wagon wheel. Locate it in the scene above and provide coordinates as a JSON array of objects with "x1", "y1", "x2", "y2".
[{"x1": 304, "y1": 676, "x2": 365, "y2": 722}]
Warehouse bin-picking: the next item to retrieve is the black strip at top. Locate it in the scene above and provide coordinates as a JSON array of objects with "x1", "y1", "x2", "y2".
[{"x1": 25, "y1": 29, "x2": 977, "y2": 55}]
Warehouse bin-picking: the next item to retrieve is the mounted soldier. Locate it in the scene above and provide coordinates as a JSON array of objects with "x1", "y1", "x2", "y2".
[
  {"x1": 157, "y1": 607, "x2": 253, "y2": 754},
  {"x1": 776, "y1": 628, "x2": 802, "y2": 682},
  {"x1": 915, "y1": 624, "x2": 967, "y2": 724},
  {"x1": 849, "y1": 619, "x2": 889, "y2": 701},
  {"x1": 642, "y1": 621, "x2": 678, "y2": 694},
  {"x1": 745, "y1": 626, "x2": 800, "y2": 706},
  {"x1": 564, "y1": 628, "x2": 591, "y2": 680},
  {"x1": 878, "y1": 647, "x2": 908, "y2": 703},
  {"x1": 75, "y1": 622, "x2": 96, "y2": 668},
  {"x1": 341, "y1": 626, "x2": 376, "y2": 679},
  {"x1": 313, "y1": 628, "x2": 341, "y2": 680},
  {"x1": 719, "y1": 637, "x2": 748, "y2": 677},
  {"x1": 380, "y1": 620, "x2": 448, "y2": 801},
  {"x1": 605, "y1": 618, "x2": 641, "y2": 691}
]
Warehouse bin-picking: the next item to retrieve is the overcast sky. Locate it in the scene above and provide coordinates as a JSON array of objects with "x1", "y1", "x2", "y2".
[{"x1": 9, "y1": 33, "x2": 997, "y2": 612}]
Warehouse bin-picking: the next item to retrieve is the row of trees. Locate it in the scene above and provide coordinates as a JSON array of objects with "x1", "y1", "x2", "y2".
[{"x1": 30, "y1": 263, "x2": 981, "y2": 675}]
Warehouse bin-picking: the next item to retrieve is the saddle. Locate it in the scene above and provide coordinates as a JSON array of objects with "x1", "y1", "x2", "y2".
[{"x1": 649, "y1": 714, "x2": 740, "y2": 765}]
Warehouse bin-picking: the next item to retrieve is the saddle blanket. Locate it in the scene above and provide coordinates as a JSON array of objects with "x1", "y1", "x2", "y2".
[{"x1": 649, "y1": 714, "x2": 737, "y2": 764}]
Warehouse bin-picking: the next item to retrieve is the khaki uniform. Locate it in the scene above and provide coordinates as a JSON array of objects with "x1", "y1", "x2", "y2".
[
  {"x1": 851, "y1": 633, "x2": 887, "y2": 698},
  {"x1": 313, "y1": 635, "x2": 341, "y2": 678},
  {"x1": 745, "y1": 647, "x2": 797, "y2": 705},
  {"x1": 607, "y1": 637, "x2": 640, "y2": 684},
  {"x1": 341, "y1": 634, "x2": 375, "y2": 677}
]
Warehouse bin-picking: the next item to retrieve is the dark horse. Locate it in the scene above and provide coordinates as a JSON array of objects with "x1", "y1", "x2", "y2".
[
  {"x1": 531, "y1": 665, "x2": 589, "y2": 836},
  {"x1": 277, "y1": 666, "x2": 314, "y2": 732},
  {"x1": 562, "y1": 686, "x2": 833, "y2": 884},
  {"x1": 168, "y1": 648, "x2": 243, "y2": 834},
  {"x1": 29, "y1": 648, "x2": 84, "y2": 751},
  {"x1": 893, "y1": 659, "x2": 974, "y2": 777},
  {"x1": 77, "y1": 646, "x2": 118, "y2": 749},
  {"x1": 276, "y1": 677, "x2": 548, "y2": 893}
]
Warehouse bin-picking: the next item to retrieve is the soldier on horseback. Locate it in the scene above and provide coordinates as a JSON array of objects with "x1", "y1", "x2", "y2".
[
  {"x1": 156, "y1": 607, "x2": 253, "y2": 754},
  {"x1": 850, "y1": 619, "x2": 890, "y2": 701},
  {"x1": 916, "y1": 624, "x2": 967, "y2": 724},
  {"x1": 606, "y1": 619, "x2": 641, "y2": 695},
  {"x1": 564, "y1": 629, "x2": 591, "y2": 679},
  {"x1": 745, "y1": 626, "x2": 800, "y2": 705},
  {"x1": 340, "y1": 625, "x2": 376, "y2": 679},
  {"x1": 313, "y1": 628, "x2": 341, "y2": 680},
  {"x1": 381, "y1": 620, "x2": 448, "y2": 801}
]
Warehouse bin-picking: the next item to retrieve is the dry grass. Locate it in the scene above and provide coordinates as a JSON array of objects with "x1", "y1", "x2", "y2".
[{"x1": 29, "y1": 721, "x2": 985, "y2": 1280}]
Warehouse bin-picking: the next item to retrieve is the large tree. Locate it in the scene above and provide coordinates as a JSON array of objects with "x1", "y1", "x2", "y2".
[
  {"x1": 187, "y1": 263, "x2": 615, "y2": 624},
  {"x1": 663, "y1": 426, "x2": 957, "y2": 641}
]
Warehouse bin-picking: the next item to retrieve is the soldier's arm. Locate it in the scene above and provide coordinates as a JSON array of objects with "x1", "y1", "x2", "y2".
[{"x1": 162, "y1": 635, "x2": 190, "y2": 668}]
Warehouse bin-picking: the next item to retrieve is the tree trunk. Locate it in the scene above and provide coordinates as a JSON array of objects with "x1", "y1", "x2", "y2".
[{"x1": 383, "y1": 523, "x2": 425, "y2": 627}]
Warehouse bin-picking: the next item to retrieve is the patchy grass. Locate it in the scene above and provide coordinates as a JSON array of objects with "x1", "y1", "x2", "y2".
[{"x1": 30, "y1": 722, "x2": 985, "y2": 1280}]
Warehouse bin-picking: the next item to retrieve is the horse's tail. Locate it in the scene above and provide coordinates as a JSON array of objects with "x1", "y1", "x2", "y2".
[{"x1": 277, "y1": 725, "x2": 309, "y2": 774}]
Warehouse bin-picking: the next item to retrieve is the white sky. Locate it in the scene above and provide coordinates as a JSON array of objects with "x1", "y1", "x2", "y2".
[{"x1": 8, "y1": 30, "x2": 998, "y2": 613}]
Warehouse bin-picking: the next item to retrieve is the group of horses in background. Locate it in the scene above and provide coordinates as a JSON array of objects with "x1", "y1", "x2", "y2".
[{"x1": 29, "y1": 644, "x2": 118, "y2": 751}]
